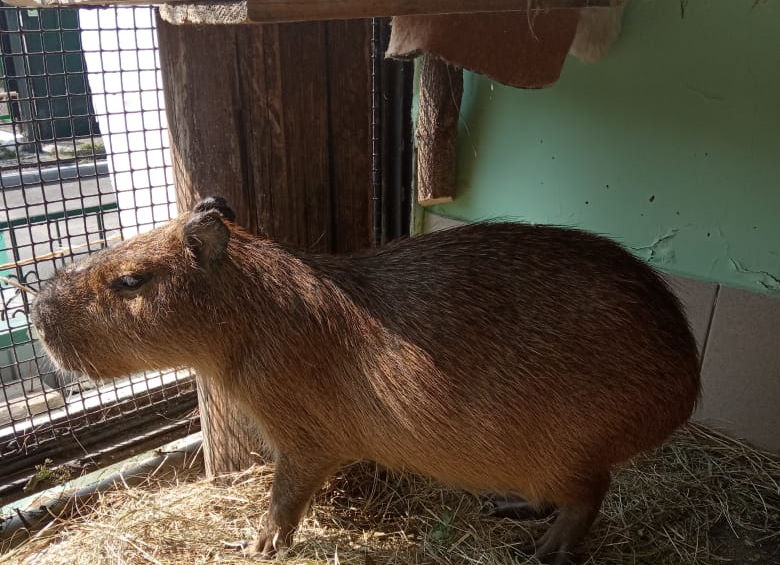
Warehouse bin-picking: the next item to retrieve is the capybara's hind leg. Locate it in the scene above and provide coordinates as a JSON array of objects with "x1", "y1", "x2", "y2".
[
  {"x1": 484, "y1": 494, "x2": 555, "y2": 521},
  {"x1": 533, "y1": 472, "x2": 610, "y2": 565},
  {"x1": 246, "y1": 455, "x2": 337, "y2": 559}
]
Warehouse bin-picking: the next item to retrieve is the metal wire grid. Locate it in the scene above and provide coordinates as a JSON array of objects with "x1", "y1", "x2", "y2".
[{"x1": 0, "y1": 4, "x2": 194, "y2": 485}]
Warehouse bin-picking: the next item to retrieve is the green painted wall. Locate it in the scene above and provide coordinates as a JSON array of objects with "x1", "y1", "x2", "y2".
[{"x1": 426, "y1": 0, "x2": 780, "y2": 295}]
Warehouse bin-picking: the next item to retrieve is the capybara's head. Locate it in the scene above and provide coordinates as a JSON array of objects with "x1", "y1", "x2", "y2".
[{"x1": 31, "y1": 197, "x2": 236, "y2": 381}]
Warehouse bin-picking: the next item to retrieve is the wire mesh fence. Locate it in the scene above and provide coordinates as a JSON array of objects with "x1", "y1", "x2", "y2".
[{"x1": 0, "y1": 3, "x2": 196, "y2": 499}]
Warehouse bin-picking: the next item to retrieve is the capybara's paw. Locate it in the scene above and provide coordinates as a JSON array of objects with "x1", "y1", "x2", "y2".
[
  {"x1": 244, "y1": 531, "x2": 289, "y2": 561},
  {"x1": 223, "y1": 536, "x2": 282, "y2": 561},
  {"x1": 534, "y1": 549, "x2": 578, "y2": 565}
]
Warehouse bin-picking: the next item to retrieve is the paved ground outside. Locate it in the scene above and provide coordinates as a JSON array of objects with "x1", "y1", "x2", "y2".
[
  {"x1": 2, "y1": 169, "x2": 118, "y2": 284},
  {"x1": 1, "y1": 167, "x2": 118, "y2": 405}
]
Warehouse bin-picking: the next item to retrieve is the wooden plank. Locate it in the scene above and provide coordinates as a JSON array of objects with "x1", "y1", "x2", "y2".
[
  {"x1": 8, "y1": 1, "x2": 617, "y2": 25},
  {"x1": 233, "y1": 23, "x2": 282, "y2": 239},
  {"x1": 276, "y1": 22, "x2": 332, "y2": 250},
  {"x1": 325, "y1": 19, "x2": 373, "y2": 253},
  {"x1": 155, "y1": 21, "x2": 251, "y2": 223},
  {"x1": 248, "y1": 0, "x2": 614, "y2": 23}
]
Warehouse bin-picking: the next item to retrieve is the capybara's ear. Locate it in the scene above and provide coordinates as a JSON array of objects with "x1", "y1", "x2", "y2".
[
  {"x1": 193, "y1": 195, "x2": 236, "y2": 223},
  {"x1": 182, "y1": 209, "x2": 230, "y2": 264}
]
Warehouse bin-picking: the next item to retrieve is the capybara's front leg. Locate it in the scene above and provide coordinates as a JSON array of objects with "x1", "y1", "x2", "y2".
[{"x1": 247, "y1": 454, "x2": 337, "y2": 559}]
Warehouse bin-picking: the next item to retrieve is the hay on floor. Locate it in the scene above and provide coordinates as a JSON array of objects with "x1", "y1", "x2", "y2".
[{"x1": 2, "y1": 423, "x2": 778, "y2": 565}]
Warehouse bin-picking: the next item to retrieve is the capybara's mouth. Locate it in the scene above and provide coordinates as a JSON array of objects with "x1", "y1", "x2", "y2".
[{"x1": 34, "y1": 330, "x2": 98, "y2": 381}]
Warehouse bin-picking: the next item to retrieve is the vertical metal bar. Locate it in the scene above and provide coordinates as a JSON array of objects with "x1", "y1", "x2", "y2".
[
  {"x1": 374, "y1": 18, "x2": 413, "y2": 245},
  {"x1": 0, "y1": 4, "x2": 194, "y2": 490}
]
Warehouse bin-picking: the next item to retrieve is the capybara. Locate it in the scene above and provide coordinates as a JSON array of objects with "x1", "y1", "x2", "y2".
[{"x1": 31, "y1": 197, "x2": 700, "y2": 564}]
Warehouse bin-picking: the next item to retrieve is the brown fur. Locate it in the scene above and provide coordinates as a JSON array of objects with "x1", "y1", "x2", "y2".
[{"x1": 32, "y1": 199, "x2": 700, "y2": 564}]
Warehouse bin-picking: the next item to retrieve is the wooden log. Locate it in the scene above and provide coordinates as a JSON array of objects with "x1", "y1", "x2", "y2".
[
  {"x1": 415, "y1": 55, "x2": 462, "y2": 206},
  {"x1": 156, "y1": 16, "x2": 372, "y2": 474},
  {"x1": 6, "y1": 1, "x2": 618, "y2": 25}
]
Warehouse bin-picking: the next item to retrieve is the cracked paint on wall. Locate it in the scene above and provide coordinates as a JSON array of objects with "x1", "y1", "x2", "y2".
[
  {"x1": 426, "y1": 0, "x2": 780, "y2": 296},
  {"x1": 631, "y1": 229, "x2": 679, "y2": 265},
  {"x1": 729, "y1": 259, "x2": 780, "y2": 293}
]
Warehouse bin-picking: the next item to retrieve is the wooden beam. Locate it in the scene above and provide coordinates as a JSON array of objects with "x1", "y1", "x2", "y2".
[
  {"x1": 248, "y1": 1, "x2": 615, "y2": 23},
  {"x1": 6, "y1": 1, "x2": 617, "y2": 25}
]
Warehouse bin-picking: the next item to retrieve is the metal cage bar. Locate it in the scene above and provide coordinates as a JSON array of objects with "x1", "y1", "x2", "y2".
[{"x1": 0, "y1": 3, "x2": 196, "y2": 504}]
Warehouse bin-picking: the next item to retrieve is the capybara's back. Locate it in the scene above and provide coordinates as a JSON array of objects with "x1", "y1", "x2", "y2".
[{"x1": 32, "y1": 200, "x2": 701, "y2": 564}]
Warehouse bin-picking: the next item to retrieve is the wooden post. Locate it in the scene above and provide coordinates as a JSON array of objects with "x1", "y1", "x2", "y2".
[
  {"x1": 415, "y1": 55, "x2": 463, "y2": 206},
  {"x1": 157, "y1": 17, "x2": 372, "y2": 475}
]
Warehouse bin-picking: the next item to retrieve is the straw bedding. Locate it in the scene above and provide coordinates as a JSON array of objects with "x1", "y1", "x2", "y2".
[{"x1": 2, "y1": 424, "x2": 778, "y2": 565}]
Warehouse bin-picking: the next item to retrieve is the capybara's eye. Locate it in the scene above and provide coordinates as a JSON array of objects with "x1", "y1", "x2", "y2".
[{"x1": 111, "y1": 273, "x2": 151, "y2": 292}]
